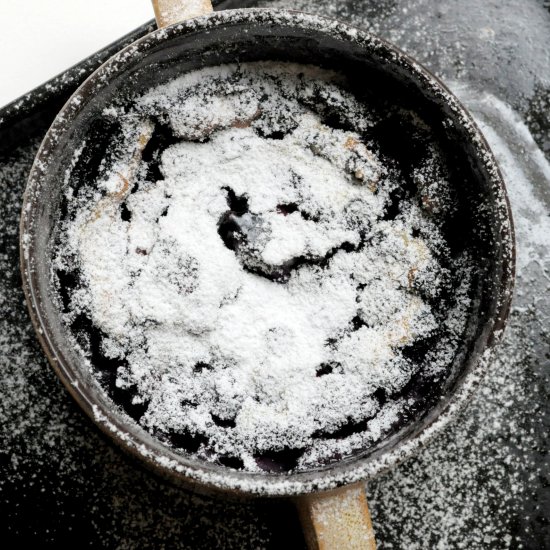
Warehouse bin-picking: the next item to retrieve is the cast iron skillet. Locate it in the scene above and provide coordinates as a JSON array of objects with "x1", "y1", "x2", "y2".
[{"x1": 20, "y1": 0, "x2": 515, "y2": 547}]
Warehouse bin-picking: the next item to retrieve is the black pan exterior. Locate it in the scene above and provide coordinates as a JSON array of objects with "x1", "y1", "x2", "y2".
[{"x1": 20, "y1": 9, "x2": 514, "y2": 497}]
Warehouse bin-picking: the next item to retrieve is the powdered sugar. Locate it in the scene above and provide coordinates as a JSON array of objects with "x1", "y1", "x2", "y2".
[{"x1": 52, "y1": 62, "x2": 472, "y2": 472}]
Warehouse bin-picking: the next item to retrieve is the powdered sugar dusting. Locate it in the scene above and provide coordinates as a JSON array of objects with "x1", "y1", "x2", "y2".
[{"x1": 52, "y1": 62, "x2": 472, "y2": 472}]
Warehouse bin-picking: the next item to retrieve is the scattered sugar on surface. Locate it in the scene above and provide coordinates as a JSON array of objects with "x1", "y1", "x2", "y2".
[{"x1": 368, "y1": 90, "x2": 550, "y2": 550}]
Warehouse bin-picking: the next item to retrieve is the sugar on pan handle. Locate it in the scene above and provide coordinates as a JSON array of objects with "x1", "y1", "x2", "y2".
[
  {"x1": 297, "y1": 483, "x2": 377, "y2": 550},
  {"x1": 152, "y1": 0, "x2": 213, "y2": 27},
  {"x1": 149, "y1": 1, "x2": 377, "y2": 548}
]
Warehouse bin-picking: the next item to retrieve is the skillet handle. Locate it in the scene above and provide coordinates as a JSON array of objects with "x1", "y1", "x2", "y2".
[
  {"x1": 296, "y1": 482, "x2": 377, "y2": 550},
  {"x1": 152, "y1": 0, "x2": 213, "y2": 28}
]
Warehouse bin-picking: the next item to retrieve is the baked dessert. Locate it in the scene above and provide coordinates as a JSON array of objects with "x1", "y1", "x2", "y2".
[{"x1": 52, "y1": 62, "x2": 473, "y2": 472}]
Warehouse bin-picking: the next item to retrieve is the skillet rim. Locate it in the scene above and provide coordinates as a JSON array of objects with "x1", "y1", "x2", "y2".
[{"x1": 19, "y1": 8, "x2": 515, "y2": 497}]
